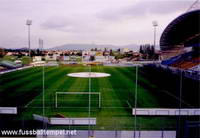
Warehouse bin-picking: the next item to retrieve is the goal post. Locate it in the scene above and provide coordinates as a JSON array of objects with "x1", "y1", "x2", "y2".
[{"x1": 55, "y1": 92, "x2": 101, "y2": 108}]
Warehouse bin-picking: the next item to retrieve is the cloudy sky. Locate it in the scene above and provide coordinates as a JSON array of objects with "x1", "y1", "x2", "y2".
[{"x1": 0, "y1": 0, "x2": 194, "y2": 49}]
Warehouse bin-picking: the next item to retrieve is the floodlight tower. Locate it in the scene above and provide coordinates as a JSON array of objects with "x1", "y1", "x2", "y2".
[
  {"x1": 152, "y1": 21, "x2": 158, "y2": 48},
  {"x1": 26, "y1": 19, "x2": 32, "y2": 57},
  {"x1": 187, "y1": 0, "x2": 200, "y2": 12},
  {"x1": 134, "y1": 65, "x2": 138, "y2": 138}
]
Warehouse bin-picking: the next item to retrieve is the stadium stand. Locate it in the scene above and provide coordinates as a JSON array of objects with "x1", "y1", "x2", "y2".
[
  {"x1": 0, "y1": 66, "x2": 33, "y2": 75},
  {"x1": 0, "y1": 66, "x2": 6, "y2": 71},
  {"x1": 160, "y1": 10, "x2": 200, "y2": 50},
  {"x1": 160, "y1": 45, "x2": 185, "y2": 60},
  {"x1": 160, "y1": 9, "x2": 200, "y2": 70},
  {"x1": 190, "y1": 64, "x2": 200, "y2": 71},
  {"x1": 162, "y1": 51, "x2": 193, "y2": 65},
  {"x1": 45, "y1": 61, "x2": 59, "y2": 66},
  {"x1": 161, "y1": 51, "x2": 200, "y2": 69},
  {"x1": 157, "y1": 9, "x2": 200, "y2": 82},
  {"x1": 171, "y1": 56, "x2": 200, "y2": 69},
  {"x1": 0, "y1": 60, "x2": 22, "y2": 69}
]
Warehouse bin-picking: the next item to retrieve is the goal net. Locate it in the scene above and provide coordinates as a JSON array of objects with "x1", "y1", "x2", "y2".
[{"x1": 55, "y1": 92, "x2": 101, "y2": 108}]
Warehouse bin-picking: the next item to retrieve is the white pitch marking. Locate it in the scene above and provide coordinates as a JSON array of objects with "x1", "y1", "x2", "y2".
[{"x1": 127, "y1": 100, "x2": 132, "y2": 108}]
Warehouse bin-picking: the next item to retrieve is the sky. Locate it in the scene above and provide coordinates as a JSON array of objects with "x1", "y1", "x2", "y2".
[{"x1": 0, "y1": 0, "x2": 194, "y2": 49}]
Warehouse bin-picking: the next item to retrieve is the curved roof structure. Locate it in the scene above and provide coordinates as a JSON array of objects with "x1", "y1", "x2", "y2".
[{"x1": 160, "y1": 10, "x2": 200, "y2": 50}]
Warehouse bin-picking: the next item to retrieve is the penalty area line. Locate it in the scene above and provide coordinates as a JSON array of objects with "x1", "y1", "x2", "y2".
[
  {"x1": 25, "y1": 98, "x2": 35, "y2": 108},
  {"x1": 126, "y1": 100, "x2": 132, "y2": 108}
]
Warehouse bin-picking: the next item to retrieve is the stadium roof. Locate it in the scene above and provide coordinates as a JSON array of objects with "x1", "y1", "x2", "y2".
[{"x1": 160, "y1": 10, "x2": 200, "y2": 50}]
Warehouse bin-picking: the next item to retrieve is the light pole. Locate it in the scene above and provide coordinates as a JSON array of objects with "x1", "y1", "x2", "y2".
[
  {"x1": 39, "y1": 38, "x2": 47, "y2": 131},
  {"x1": 177, "y1": 69, "x2": 183, "y2": 138},
  {"x1": 152, "y1": 21, "x2": 158, "y2": 48},
  {"x1": 39, "y1": 38, "x2": 45, "y2": 116},
  {"x1": 88, "y1": 65, "x2": 92, "y2": 137},
  {"x1": 134, "y1": 66, "x2": 138, "y2": 138},
  {"x1": 26, "y1": 19, "x2": 32, "y2": 58}
]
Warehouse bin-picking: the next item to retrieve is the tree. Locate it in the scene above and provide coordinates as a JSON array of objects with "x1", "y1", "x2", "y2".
[
  {"x1": 115, "y1": 54, "x2": 124, "y2": 59},
  {"x1": 139, "y1": 44, "x2": 155, "y2": 60},
  {"x1": 30, "y1": 50, "x2": 35, "y2": 57},
  {"x1": 90, "y1": 55, "x2": 95, "y2": 61},
  {"x1": 117, "y1": 48, "x2": 121, "y2": 52},
  {"x1": 0, "y1": 48, "x2": 5, "y2": 58},
  {"x1": 139, "y1": 46, "x2": 144, "y2": 54},
  {"x1": 17, "y1": 51, "x2": 23, "y2": 58},
  {"x1": 110, "y1": 49, "x2": 114, "y2": 56}
]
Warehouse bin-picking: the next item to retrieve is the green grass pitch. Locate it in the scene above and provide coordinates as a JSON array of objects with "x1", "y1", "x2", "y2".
[{"x1": 0, "y1": 65, "x2": 176, "y2": 130}]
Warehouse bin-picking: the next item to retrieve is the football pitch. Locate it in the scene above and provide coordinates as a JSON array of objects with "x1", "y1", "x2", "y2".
[{"x1": 0, "y1": 65, "x2": 176, "y2": 130}]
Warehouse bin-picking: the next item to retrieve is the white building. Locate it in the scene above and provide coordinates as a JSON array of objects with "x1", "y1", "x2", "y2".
[
  {"x1": 82, "y1": 51, "x2": 96, "y2": 62},
  {"x1": 63, "y1": 56, "x2": 70, "y2": 61},
  {"x1": 95, "y1": 56, "x2": 106, "y2": 62},
  {"x1": 33, "y1": 56, "x2": 42, "y2": 62}
]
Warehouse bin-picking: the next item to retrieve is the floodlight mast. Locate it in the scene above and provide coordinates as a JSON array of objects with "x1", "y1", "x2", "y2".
[
  {"x1": 152, "y1": 21, "x2": 158, "y2": 48},
  {"x1": 134, "y1": 66, "x2": 138, "y2": 138},
  {"x1": 39, "y1": 38, "x2": 46, "y2": 130},
  {"x1": 26, "y1": 19, "x2": 32, "y2": 59},
  {"x1": 88, "y1": 65, "x2": 92, "y2": 136},
  {"x1": 187, "y1": 0, "x2": 200, "y2": 12}
]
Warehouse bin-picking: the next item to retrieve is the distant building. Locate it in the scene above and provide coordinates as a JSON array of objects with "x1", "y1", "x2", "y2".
[
  {"x1": 95, "y1": 51, "x2": 103, "y2": 56},
  {"x1": 121, "y1": 48, "x2": 129, "y2": 53},
  {"x1": 63, "y1": 56, "x2": 70, "y2": 61},
  {"x1": 95, "y1": 56, "x2": 106, "y2": 62},
  {"x1": 6, "y1": 52, "x2": 13, "y2": 56},
  {"x1": 82, "y1": 51, "x2": 95, "y2": 62},
  {"x1": 45, "y1": 53, "x2": 57, "y2": 61},
  {"x1": 30, "y1": 61, "x2": 45, "y2": 66},
  {"x1": 33, "y1": 56, "x2": 42, "y2": 62},
  {"x1": 14, "y1": 60, "x2": 22, "y2": 65}
]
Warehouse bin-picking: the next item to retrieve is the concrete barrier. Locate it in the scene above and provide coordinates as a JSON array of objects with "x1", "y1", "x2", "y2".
[
  {"x1": 33, "y1": 114, "x2": 49, "y2": 124},
  {"x1": 33, "y1": 114, "x2": 96, "y2": 125},
  {"x1": 0, "y1": 107, "x2": 17, "y2": 114},
  {"x1": 0, "y1": 66, "x2": 33, "y2": 74},
  {"x1": 37, "y1": 130, "x2": 176, "y2": 138},
  {"x1": 132, "y1": 108, "x2": 200, "y2": 116},
  {"x1": 50, "y1": 118, "x2": 96, "y2": 125}
]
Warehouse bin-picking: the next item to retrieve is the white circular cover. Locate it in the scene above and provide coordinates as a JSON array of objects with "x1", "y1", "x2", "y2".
[{"x1": 67, "y1": 72, "x2": 111, "y2": 78}]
